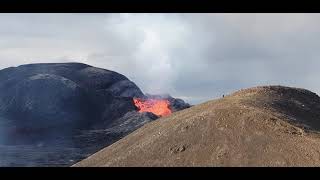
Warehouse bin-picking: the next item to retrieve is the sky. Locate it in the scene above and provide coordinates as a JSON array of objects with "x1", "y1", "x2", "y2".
[{"x1": 0, "y1": 13, "x2": 320, "y2": 104}]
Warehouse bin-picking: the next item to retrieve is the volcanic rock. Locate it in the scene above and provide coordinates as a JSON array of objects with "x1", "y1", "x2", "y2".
[
  {"x1": 0, "y1": 63, "x2": 142, "y2": 144},
  {"x1": 0, "y1": 62, "x2": 190, "y2": 167}
]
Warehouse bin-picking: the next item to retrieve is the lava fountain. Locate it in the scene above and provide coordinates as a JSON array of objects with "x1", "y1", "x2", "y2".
[{"x1": 133, "y1": 98, "x2": 172, "y2": 117}]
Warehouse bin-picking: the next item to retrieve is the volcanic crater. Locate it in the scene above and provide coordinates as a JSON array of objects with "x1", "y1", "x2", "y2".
[{"x1": 0, "y1": 62, "x2": 190, "y2": 166}]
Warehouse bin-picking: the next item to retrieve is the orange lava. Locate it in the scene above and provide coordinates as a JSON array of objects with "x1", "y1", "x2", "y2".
[{"x1": 133, "y1": 98, "x2": 172, "y2": 117}]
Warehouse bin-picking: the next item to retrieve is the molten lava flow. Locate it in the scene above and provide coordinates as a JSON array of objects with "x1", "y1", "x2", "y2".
[{"x1": 133, "y1": 98, "x2": 172, "y2": 117}]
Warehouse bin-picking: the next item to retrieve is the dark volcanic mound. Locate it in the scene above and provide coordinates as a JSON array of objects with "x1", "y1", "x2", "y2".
[
  {"x1": 0, "y1": 62, "x2": 190, "y2": 166},
  {"x1": 75, "y1": 85, "x2": 320, "y2": 167},
  {"x1": 0, "y1": 63, "x2": 144, "y2": 98},
  {"x1": 0, "y1": 63, "x2": 144, "y2": 144}
]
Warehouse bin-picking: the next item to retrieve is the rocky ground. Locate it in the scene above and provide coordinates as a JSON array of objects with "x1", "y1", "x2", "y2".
[
  {"x1": 0, "y1": 111, "x2": 158, "y2": 167},
  {"x1": 74, "y1": 85, "x2": 320, "y2": 167}
]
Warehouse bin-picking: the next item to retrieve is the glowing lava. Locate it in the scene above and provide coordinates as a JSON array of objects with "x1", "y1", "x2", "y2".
[{"x1": 133, "y1": 98, "x2": 172, "y2": 117}]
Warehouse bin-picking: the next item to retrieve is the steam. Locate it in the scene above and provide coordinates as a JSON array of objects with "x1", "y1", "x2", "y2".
[
  {"x1": 1, "y1": 14, "x2": 320, "y2": 104},
  {"x1": 86, "y1": 13, "x2": 190, "y2": 95}
]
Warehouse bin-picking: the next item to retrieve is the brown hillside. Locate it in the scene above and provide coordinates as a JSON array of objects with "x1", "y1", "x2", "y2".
[{"x1": 74, "y1": 85, "x2": 320, "y2": 167}]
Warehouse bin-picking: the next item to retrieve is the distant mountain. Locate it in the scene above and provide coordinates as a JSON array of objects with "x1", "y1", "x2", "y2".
[
  {"x1": 74, "y1": 86, "x2": 320, "y2": 167},
  {"x1": 0, "y1": 63, "x2": 190, "y2": 166}
]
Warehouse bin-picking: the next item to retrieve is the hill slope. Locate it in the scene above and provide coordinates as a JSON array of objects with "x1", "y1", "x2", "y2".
[
  {"x1": 74, "y1": 86, "x2": 320, "y2": 167},
  {"x1": 0, "y1": 62, "x2": 190, "y2": 166}
]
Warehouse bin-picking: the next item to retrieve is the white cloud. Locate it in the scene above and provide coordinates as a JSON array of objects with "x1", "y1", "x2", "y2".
[{"x1": 1, "y1": 13, "x2": 320, "y2": 104}]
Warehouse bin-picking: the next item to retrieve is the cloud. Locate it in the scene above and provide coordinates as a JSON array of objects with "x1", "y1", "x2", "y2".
[{"x1": 1, "y1": 13, "x2": 320, "y2": 104}]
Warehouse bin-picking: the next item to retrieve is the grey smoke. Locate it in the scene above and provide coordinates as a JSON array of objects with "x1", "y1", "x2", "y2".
[{"x1": 0, "y1": 13, "x2": 320, "y2": 104}]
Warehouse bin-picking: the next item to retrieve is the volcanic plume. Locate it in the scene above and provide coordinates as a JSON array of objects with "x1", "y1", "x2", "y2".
[{"x1": 133, "y1": 98, "x2": 172, "y2": 117}]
